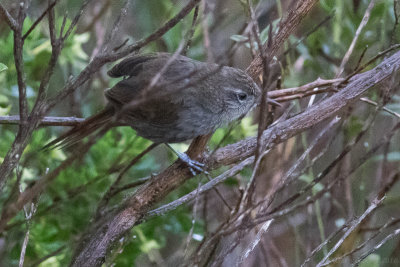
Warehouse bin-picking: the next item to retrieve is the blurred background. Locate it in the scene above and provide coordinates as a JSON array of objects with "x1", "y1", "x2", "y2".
[{"x1": 1, "y1": 0, "x2": 400, "y2": 266}]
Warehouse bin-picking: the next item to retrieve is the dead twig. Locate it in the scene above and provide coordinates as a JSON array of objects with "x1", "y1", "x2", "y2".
[
  {"x1": 22, "y1": 0, "x2": 58, "y2": 40},
  {"x1": 337, "y1": 0, "x2": 375, "y2": 77},
  {"x1": 360, "y1": 97, "x2": 400, "y2": 119},
  {"x1": 0, "y1": 3, "x2": 17, "y2": 30},
  {"x1": 267, "y1": 78, "x2": 345, "y2": 99},
  {"x1": 0, "y1": 116, "x2": 85, "y2": 126}
]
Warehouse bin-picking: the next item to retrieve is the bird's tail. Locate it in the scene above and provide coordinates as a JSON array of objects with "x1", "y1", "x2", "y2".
[{"x1": 43, "y1": 107, "x2": 115, "y2": 150}]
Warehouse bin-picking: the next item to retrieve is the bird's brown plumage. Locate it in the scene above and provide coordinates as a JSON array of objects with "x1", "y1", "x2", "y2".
[{"x1": 44, "y1": 53, "x2": 260, "y2": 149}]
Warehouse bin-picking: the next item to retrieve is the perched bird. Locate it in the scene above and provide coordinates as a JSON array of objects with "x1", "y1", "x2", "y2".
[{"x1": 45, "y1": 53, "x2": 261, "y2": 171}]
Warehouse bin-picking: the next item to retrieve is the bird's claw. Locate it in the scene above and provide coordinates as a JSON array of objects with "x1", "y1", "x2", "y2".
[{"x1": 176, "y1": 152, "x2": 207, "y2": 175}]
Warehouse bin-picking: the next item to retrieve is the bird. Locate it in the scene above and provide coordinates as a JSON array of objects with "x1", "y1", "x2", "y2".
[{"x1": 44, "y1": 53, "x2": 262, "y2": 172}]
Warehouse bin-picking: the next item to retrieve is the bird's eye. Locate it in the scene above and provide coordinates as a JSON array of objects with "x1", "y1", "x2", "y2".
[{"x1": 237, "y1": 92, "x2": 247, "y2": 102}]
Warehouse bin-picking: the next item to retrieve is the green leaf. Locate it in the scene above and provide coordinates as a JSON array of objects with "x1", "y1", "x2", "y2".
[
  {"x1": 0, "y1": 94, "x2": 9, "y2": 105},
  {"x1": 300, "y1": 174, "x2": 323, "y2": 193},
  {"x1": 0, "y1": 63, "x2": 8, "y2": 73},
  {"x1": 344, "y1": 116, "x2": 363, "y2": 140},
  {"x1": 320, "y1": 0, "x2": 336, "y2": 12},
  {"x1": 0, "y1": 94, "x2": 11, "y2": 115},
  {"x1": 259, "y1": 19, "x2": 280, "y2": 44},
  {"x1": 359, "y1": 254, "x2": 380, "y2": 267},
  {"x1": 230, "y1": 34, "x2": 248, "y2": 42}
]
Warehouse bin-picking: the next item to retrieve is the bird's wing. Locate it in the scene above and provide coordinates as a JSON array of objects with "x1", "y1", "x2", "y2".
[
  {"x1": 105, "y1": 53, "x2": 214, "y2": 127},
  {"x1": 105, "y1": 53, "x2": 203, "y2": 104},
  {"x1": 107, "y1": 53, "x2": 160, "y2": 78}
]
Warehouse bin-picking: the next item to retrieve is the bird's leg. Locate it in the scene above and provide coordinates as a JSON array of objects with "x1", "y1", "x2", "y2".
[{"x1": 165, "y1": 143, "x2": 206, "y2": 175}]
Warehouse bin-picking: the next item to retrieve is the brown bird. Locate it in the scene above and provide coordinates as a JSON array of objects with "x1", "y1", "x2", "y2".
[{"x1": 44, "y1": 53, "x2": 261, "y2": 171}]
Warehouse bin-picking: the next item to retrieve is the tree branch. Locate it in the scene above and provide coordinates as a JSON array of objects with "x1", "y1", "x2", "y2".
[
  {"x1": 0, "y1": 116, "x2": 85, "y2": 126},
  {"x1": 337, "y1": 0, "x2": 376, "y2": 77},
  {"x1": 246, "y1": 0, "x2": 319, "y2": 80},
  {"x1": 0, "y1": 3, "x2": 17, "y2": 30},
  {"x1": 22, "y1": 0, "x2": 58, "y2": 40}
]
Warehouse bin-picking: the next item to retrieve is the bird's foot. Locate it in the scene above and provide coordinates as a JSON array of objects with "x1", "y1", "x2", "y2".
[{"x1": 176, "y1": 151, "x2": 207, "y2": 176}]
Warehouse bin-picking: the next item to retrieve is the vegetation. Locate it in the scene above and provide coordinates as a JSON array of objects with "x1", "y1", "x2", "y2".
[{"x1": 0, "y1": 0, "x2": 400, "y2": 266}]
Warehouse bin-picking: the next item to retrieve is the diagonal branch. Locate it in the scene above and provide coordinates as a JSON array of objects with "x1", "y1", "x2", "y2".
[
  {"x1": 246, "y1": 0, "x2": 319, "y2": 80},
  {"x1": 336, "y1": 0, "x2": 376, "y2": 77},
  {"x1": 22, "y1": 0, "x2": 58, "y2": 40},
  {"x1": 0, "y1": 3, "x2": 17, "y2": 30}
]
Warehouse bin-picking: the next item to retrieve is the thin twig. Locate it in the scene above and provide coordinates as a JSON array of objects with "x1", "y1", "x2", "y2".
[
  {"x1": 0, "y1": 116, "x2": 86, "y2": 126},
  {"x1": 22, "y1": 0, "x2": 58, "y2": 40},
  {"x1": 267, "y1": 78, "x2": 345, "y2": 98},
  {"x1": 239, "y1": 220, "x2": 274, "y2": 263},
  {"x1": 183, "y1": 4, "x2": 200, "y2": 55},
  {"x1": 103, "y1": 0, "x2": 130, "y2": 53},
  {"x1": 245, "y1": 0, "x2": 272, "y2": 203},
  {"x1": 316, "y1": 198, "x2": 384, "y2": 266},
  {"x1": 353, "y1": 44, "x2": 400, "y2": 74},
  {"x1": 318, "y1": 172, "x2": 400, "y2": 266},
  {"x1": 259, "y1": 116, "x2": 341, "y2": 212},
  {"x1": 47, "y1": 0, "x2": 57, "y2": 46},
  {"x1": 62, "y1": 0, "x2": 94, "y2": 41},
  {"x1": 354, "y1": 229, "x2": 400, "y2": 266},
  {"x1": 354, "y1": 45, "x2": 368, "y2": 71},
  {"x1": 337, "y1": 0, "x2": 375, "y2": 77},
  {"x1": 95, "y1": 143, "x2": 159, "y2": 219},
  {"x1": 14, "y1": 2, "x2": 29, "y2": 124},
  {"x1": 360, "y1": 97, "x2": 400, "y2": 119},
  {"x1": 201, "y1": 0, "x2": 214, "y2": 62},
  {"x1": 322, "y1": 220, "x2": 395, "y2": 266},
  {"x1": 59, "y1": 13, "x2": 68, "y2": 39},
  {"x1": 283, "y1": 14, "x2": 333, "y2": 56},
  {"x1": 78, "y1": 0, "x2": 111, "y2": 34},
  {"x1": 28, "y1": 245, "x2": 66, "y2": 267},
  {"x1": 19, "y1": 195, "x2": 39, "y2": 267},
  {"x1": 246, "y1": 0, "x2": 319, "y2": 80},
  {"x1": 301, "y1": 222, "x2": 348, "y2": 266},
  {"x1": 112, "y1": 0, "x2": 201, "y2": 59},
  {"x1": 146, "y1": 157, "x2": 254, "y2": 218},
  {"x1": 0, "y1": 4, "x2": 17, "y2": 30},
  {"x1": 267, "y1": 110, "x2": 379, "y2": 216}
]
